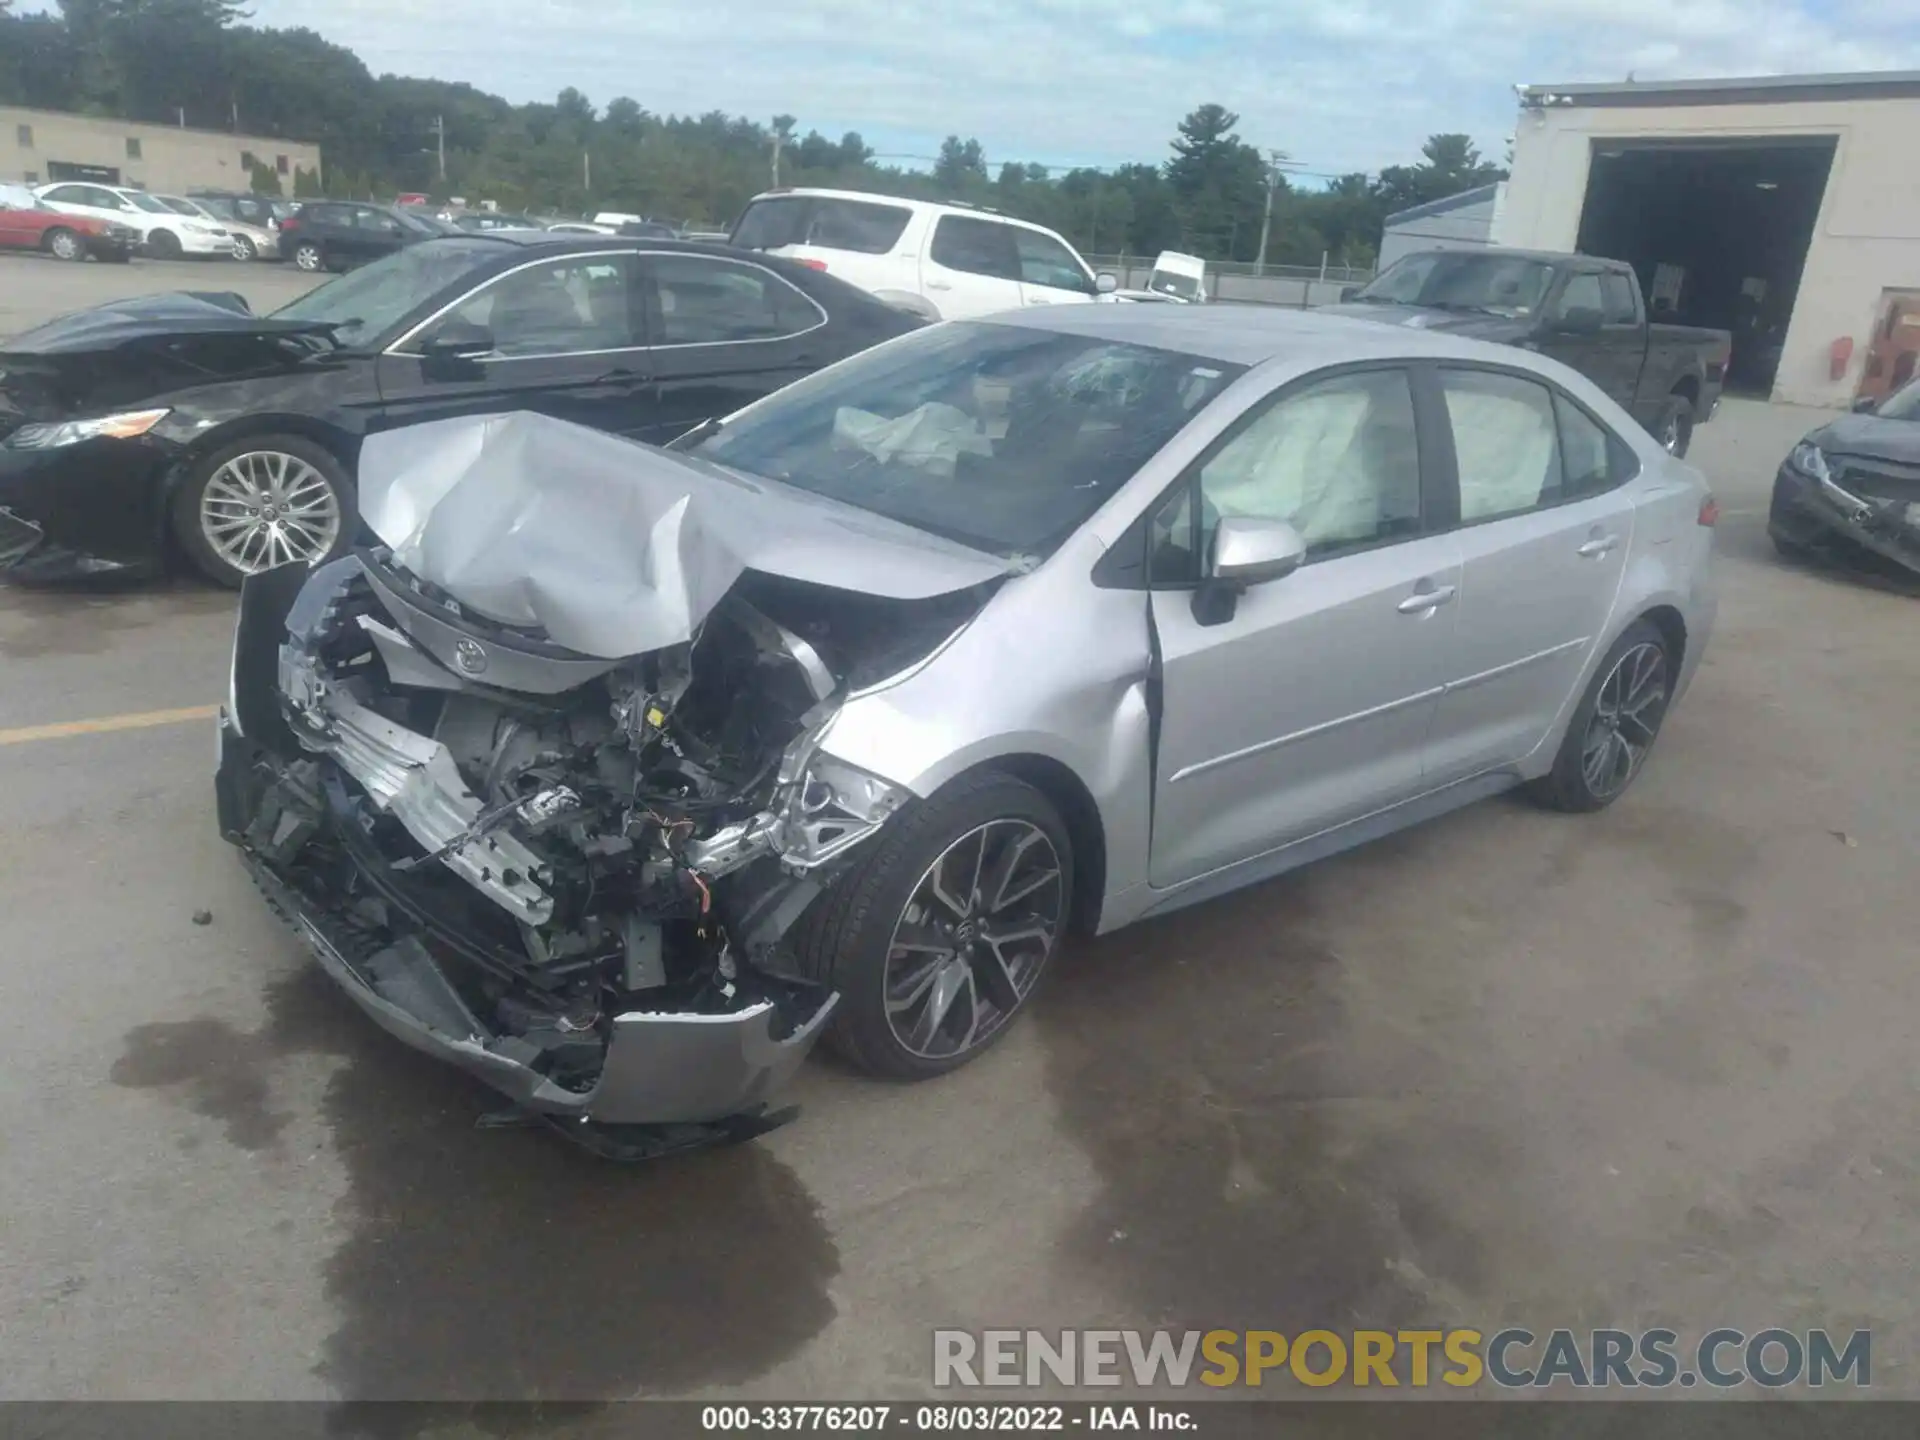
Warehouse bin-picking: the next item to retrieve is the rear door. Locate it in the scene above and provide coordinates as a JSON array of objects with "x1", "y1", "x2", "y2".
[
  {"x1": 375, "y1": 250, "x2": 654, "y2": 435},
  {"x1": 1147, "y1": 364, "x2": 1463, "y2": 888},
  {"x1": 922, "y1": 215, "x2": 1025, "y2": 318},
  {"x1": 1009, "y1": 225, "x2": 1100, "y2": 308},
  {"x1": 1420, "y1": 366, "x2": 1638, "y2": 784},
  {"x1": 350, "y1": 206, "x2": 408, "y2": 264},
  {"x1": 631, "y1": 251, "x2": 829, "y2": 444}
]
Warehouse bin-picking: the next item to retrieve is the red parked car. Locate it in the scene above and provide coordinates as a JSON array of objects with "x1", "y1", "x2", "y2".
[{"x1": 0, "y1": 184, "x2": 138, "y2": 263}]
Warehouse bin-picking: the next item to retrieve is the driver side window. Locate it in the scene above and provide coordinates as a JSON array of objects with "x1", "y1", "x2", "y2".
[
  {"x1": 1549, "y1": 272, "x2": 1604, "y2": 324},
  {"x1": 427, "y1": 257, "x2": 638, "y2": 358},
  {"x1": 1152, "y1": 368, "x2": 1422, "y2": 583}
]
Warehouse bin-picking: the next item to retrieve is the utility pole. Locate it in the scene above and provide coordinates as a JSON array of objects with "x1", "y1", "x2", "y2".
[
  {"x1": 1255, "y1": 149, "x2": 1301, "y2": 276},
  {"x1": 429, "y1": 114, "x2": 446, "y2": 183},
  {"x1": 770, "y1": 128, "x2": 784, "y2": 188},
  {"x1": 583, "y1": 149, "x2": 591, "y2": 194}
]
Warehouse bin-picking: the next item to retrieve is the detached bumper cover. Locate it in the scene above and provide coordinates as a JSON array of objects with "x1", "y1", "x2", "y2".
[{"x1": 218, "y1": 712, "x2": 837, "y2": 1128}]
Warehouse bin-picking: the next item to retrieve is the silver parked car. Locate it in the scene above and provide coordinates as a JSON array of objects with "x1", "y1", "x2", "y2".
[{"x1": 217, "y1": 306, "x2": 1716, "y2": 1153}]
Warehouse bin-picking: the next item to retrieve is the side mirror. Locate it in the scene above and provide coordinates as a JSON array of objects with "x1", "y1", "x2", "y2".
[
  {"x1": 1851, "y1": 395, "x2": 1879, "y2": 414},
  {"x1": 1213, "y1": 515, "x2": 1307, "y2": 586},
  {"x1": 1552, "y1": 305, "x2": 1604, "y2": 337},
  {"x1": 420, "y1": 321, "x2": 495, "y2": 359},
  {"x1": 1192, "y1": 517, "x2": 1306, "y2": 626},
  {"x1": 1340, "y1": 284, "x2": 1360, "y2": 302},
  {"x1": 1095, "y1": 272, "x2": 1118, "y2": 295}
]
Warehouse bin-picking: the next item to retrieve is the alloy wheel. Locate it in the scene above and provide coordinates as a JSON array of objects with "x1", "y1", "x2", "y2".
[
  {"x1": 883, "y1": 819, "x2": 1065, "y2": 1060},
  {"x1": 198, "y1": 450, "x2": 341, "y2": 575},
  {"x1": 1580, "y1": 641, "x2": 1669, "y2": 800},
  {"x1": 294, "y1": 243, "x2": 322, "y2": 271},
  {"x1": 233, "y1": 235, "x2": 255, "y2": 261},
  {"x1": 49, "y1": 230, "x2": 82, "y2": 261}
]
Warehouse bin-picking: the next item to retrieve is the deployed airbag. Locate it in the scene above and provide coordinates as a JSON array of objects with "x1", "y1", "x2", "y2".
[{"x1": 356, "y1": 411, "x2": 1014, "y2": 659}]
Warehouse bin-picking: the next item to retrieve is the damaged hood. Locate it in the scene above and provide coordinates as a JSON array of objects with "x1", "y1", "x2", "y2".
[
  {"x1": 1810, "y1": 413, "x2": 1920, "y2": 468},
  {"x1": 0, "y1": 291, "x2": 339, "y2": 359},
  {"x1": 357, "y1": 411, "x2": 1020, "y2": 659}
]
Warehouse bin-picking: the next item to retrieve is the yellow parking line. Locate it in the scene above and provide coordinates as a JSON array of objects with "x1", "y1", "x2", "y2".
[{"x1": 0, "y1": 704, "x2": 219, "y2": 748}]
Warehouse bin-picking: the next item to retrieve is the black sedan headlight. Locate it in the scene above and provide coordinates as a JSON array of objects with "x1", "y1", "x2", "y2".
[
  {"x1": 1787, "y1": 441, "x2": 1830, "y2": 480},
  {"x1": 6, "y1": 407, "x2": 170, "y2": 450}
]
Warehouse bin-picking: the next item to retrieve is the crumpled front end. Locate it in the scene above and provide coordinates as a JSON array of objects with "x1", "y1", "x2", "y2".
[{"x1": 217, "y1": 546, "x2": 972, "y2": 1140}]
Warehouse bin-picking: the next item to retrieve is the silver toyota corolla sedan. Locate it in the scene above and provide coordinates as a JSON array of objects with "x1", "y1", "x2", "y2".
[{"x1": 217, "y1": 305, "x2": 1716, "y2": 1153}]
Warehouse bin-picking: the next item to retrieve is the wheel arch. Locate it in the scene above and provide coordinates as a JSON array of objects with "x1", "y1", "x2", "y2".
[
  {"x1": 935, "y1": 753, "x2": 1109, "y2": 937},
  {"x1": 1671, "y1": 373, "x2": 1700, "y2": 407},
  {"x1": 158, "y1": 415, "x2": 362, "y2": 559}
]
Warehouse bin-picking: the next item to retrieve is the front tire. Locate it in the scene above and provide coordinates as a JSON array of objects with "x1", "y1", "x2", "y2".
[
  {"x1": 292, "y1": 240, "x2": 325, "y2": 272},
  {"x1": 170, "y1": 435, "x2": 354, "y2": 588},
  {"x1": 792, "y1": 770, "x2": 1072, "y2": 1080},
  {"x1": 43, "y1": 227, "x2": 85, "y2": 262},
  {"x1": 1529, "y1": 619, "x2": 1673, "y2": 813},
  {"x1": 147, "y1": 228, "x2": 183, "y2": 260}
]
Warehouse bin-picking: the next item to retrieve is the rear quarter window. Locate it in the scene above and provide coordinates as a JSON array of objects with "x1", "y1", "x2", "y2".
[
  {"x1": 730, "y1": 197, "x2": 811, "y2": 250},
  {"x1": 806, "y1": 198, "x2": 911, "y2": 254}
]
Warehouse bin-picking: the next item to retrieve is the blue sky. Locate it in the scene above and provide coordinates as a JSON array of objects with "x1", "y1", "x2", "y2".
[{"x1": 83, "y1": 0, "x2": 1920, "y2": 174}]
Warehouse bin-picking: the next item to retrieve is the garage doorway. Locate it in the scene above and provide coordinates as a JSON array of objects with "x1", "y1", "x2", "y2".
[{"x1": 1575, "y1": 138, "x2": 1836, "y2": 396}]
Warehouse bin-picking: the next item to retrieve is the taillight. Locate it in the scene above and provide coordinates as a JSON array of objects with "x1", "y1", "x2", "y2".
[
  {"x1": 279, "y1": 215, "x2": 301, "y2": 232},
  {"x1": 794, "y1": 257, "x2": 827, "y2": 271},
  {"x1": 1698, "y1": 495, "x2": 1720, "y2": 527}
]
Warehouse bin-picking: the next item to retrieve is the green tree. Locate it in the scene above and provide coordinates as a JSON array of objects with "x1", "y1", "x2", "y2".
[
  {"x1": 933, "y1": 134, "x2": 987, "y2": 192},
  {"x1": 1164, "y1": 104, "x2": 1267, "y2": 259}
]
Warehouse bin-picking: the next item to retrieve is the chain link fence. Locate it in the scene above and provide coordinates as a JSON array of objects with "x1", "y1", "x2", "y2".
[{"x1": 1084, "y1": 255, "x2": 1375, "y2": 309}]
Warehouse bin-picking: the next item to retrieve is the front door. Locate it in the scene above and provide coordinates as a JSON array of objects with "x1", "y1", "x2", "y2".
[
  {"x1": 375, "y1": 250, "x2": 653, "y2": 436},
  {"x1": 1146, "y1": 366, "x2": 1462, "y2": 889},
  {"x1": 922, "y1": 215, "x2": 1025, "y2": 319},
  {"x1": 1421, "y1": 366, "x2": 1637, "y2": 783},
  {"x1": 1009, "y1": 226, "x2": 1099, "y2": 308},
  {"x1": 631, "y1": 251, "x2": 830, "y2": 444}
]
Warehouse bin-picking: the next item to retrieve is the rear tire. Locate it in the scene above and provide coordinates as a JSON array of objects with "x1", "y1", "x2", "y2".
[
  {"x1": 147, "y1": 228, "x2": 183, "y2": 260},
  {"x1": 43, "y1": 227, "x2": 85, "y2": 262},
  {"x1": 1655, "y1": 395, "x2": 1694, "y2": 458},
  {"x1": 292, "y1": 240, "x2": 325, "y2": 272},
  {"x1": 790, "y1": 769, "x2": 1072, "y2": 1081},
  {"x1": 231, "y1": 234, "x2": 256, "y2": 262},
  {"x1": 1529, "y1": 619, "x2": 1674, "y2": 813}
]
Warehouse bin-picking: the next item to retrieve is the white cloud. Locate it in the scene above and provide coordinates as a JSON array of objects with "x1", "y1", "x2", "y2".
[{"x1": 239, "y1": 0, "x2": 1920, "y2": 174}]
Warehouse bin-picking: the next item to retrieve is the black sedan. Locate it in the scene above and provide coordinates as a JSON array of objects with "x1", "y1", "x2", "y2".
[
  {"x1": 277, "y1": 201, "x2": 461, "y2": 273},
  {"x1": 0, "y1": 234, "x2": 921, "y2": 586},
  {"x1": 1770, "y1": 378, "x2": 1920, "y2": 581}
]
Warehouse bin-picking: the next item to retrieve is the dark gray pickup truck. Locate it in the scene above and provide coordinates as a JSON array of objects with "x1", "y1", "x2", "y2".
[{"x1": 1324, "y1": 247, "x2": 1731, "y2": 458}]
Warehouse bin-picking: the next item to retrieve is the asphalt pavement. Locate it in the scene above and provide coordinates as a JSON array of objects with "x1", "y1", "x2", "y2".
[{"x1": 2, "y1": 254, "x2": 1917, "y2": 1412}]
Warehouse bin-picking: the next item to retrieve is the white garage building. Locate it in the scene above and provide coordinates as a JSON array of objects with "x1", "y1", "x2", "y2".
[{"x1": 1495, "y1": 71, "x2": 1920, "y2": 408}]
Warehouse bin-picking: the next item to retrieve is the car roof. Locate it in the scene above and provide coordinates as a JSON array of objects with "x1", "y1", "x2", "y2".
[
  {"x1": 1394, "y1": 245, "x2": 1618, "y2": 269},
  {"x1": 984, "y1": 302, "x2": 1546, "y2": 368},
  {"x1": 744, "y1": 187, "x2": 1049, "y2": 228}
]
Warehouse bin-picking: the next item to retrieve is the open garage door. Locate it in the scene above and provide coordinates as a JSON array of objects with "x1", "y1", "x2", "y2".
[{"x1": 1576, "y1": 138, "x2": 1835, "y2": 396}]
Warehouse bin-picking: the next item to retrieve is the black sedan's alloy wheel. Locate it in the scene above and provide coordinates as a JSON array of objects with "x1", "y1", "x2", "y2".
[
  {"x1": 792, "y1": 770, "x2": 1073, "y2": 1079},
  {"x1": 171, "y1": 435, "x2": 354, "y2": 587}
]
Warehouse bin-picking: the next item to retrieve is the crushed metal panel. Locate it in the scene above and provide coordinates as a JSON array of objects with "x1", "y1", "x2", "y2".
[{"x1": 355, "y1": 410, "x2": 1016, "y2": 659}]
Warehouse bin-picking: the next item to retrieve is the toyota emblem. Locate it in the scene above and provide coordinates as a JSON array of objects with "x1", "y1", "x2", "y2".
[{"x1": 453, "y1": 638, "x2": 488, "y2": 675}]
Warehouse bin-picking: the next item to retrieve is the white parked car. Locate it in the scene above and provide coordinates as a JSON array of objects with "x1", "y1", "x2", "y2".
[
  {"x1": 729, "y1": 187, "x2": 1115, "y2": 320},
  {"x1": 153, "y1": 194, "x2": 276, "y2": 262},
  {"x1": 1117, "y1": 251, "x2": 1209, "y2": 303},
  {"x1": 34, "y1": 182, "x2": 234, "y2": 259}
]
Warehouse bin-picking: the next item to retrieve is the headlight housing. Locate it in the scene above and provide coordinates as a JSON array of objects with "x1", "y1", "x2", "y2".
[
  {"x1": 1789, "y1": 441, "x2": 1830, "y2": 480},
  {"x1": 7, "y1": 408, "x2": 171, "y2": 450}
]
